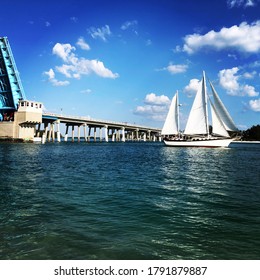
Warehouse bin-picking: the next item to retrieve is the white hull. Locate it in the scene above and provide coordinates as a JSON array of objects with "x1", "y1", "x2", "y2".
[{"x1": 164, "y1": 138, "x2": 234, "y2": 148}]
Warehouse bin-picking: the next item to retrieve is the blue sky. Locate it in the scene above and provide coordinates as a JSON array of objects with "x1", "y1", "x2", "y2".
[{"x1": 1, "y1": 0, "x2": 260, "y2": 130}]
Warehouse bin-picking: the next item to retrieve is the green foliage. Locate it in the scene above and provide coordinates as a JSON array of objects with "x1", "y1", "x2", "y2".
[{"x1": 242, "y1": 125, "x2": 260, "y2": 141}]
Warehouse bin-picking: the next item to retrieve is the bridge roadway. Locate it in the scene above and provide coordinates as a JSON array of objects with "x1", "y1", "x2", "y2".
[{"x1": 39, "y1": 112, "x2": 162, "y2": 143}]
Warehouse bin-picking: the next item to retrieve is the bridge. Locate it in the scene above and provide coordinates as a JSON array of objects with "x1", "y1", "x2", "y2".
[
  {"x1": 38, "y1": 112, "x2": 161, "y2": 143},
  {"x1": 0, "y1": 36, "x2": 162, "y2": 143}
]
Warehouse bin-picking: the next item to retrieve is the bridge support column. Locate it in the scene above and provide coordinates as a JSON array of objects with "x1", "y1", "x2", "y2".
[
  {"x1": 78, "y1": 125, "x2": 81, "y2": 142},
  {"x1": 116, "y1": 130, "x2": 120, "y2": 141},
  {"x1": 104, "y1": 125, "x2": 108, "y2": 142},
  {"x1": 42, "y1": 123, "x2": 48, "y2": 144},
  {"x1": 143, "y1": 132, "x2": 147, "y2": 142},
  {"x1": 88, "y1": 126, "x2": 91, "y2": 142},
  {"x1": 147, "y1": 130, "x2": 150, "y2": 141},
  {"x1": 56, "y1": 120, "x2": 61, "y2": 142},
  {"x1": 136, "y1": 129, "x2": 139, "y2": 141},
  {"x1": 83, "y1": 124, "x2": 87, "y2": 142},
  {"x1": 121, "y1": 127, "x2": 125, "y2": 142},
  {"x1": 47, "y1": 123, "x2": 51, "y2": 142},
  {"x1": 36, "y1": 123, "x2": 41, "y2": 137},
  {"x1": 94, "y1": 127, "x2": 97, "y2": 142},
  {"x1": 99, "y1": 127, "x2": 102, "y2": 142},
  {"x1": 153, "y1": 134, "x2": 156, "y2": 141},
  {"x1": 51, "y1": 123, "x2": 55, "y2": 142},
  {"x1": 71, "y1": 125, "x2": 75, "y2": 142},
  {"x1": 64, "y1": 125, "x2": 69, "y2": 142}
]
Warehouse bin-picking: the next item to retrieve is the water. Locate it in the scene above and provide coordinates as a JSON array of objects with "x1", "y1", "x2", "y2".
[{"x1": 0, "y1": 142, "x2": 259, "y2": 260}]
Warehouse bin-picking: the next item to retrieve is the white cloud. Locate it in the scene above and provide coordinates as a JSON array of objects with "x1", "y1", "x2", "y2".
[
  {"x1": 44, "y1": 68, "x2": 70, "y2": 87},
  {"x1": 87, "y1": 25, "x2": 111, "y2": 42},
  {"x1": 76, "y1": 37, "x2": 90, "y2": 50},
  {"x1": 121, "y1": 20, "x2": 138, "y2": 30},
  {"x1": 219, "y1": 67, "x2": 240, "y2": 93},
  {"x1": 227, "y1": 0, "x2": 258, "y2": 8},
  {"x1": 55, "y1": 64, "x2": 75, "y2": 78},
  {"x1": 134, "y1": 93, "x2": 170, "y2": 121},
  {"x1": 249, "y1": 98, "x2": 260, "y2": 111},
  {"x1": 219, "y1": 67, "x2": 259, "y2": 96},
  {"x1": 52, "y1": 43, "x2": 76, "y2": 62},
  {"x1": 144, "y1": 93, "x2": 170, "y2": 105},
  {"x1": 45, "y1": 21, "x2": 51, "y2": 27},
  {"x1": 164, "y1": 63, "x2": 188, "y2": 74},
  {"x1": 184, "y1": 78, "x2": 200, "y2": 93},
  {"x1": 183, "y1": 21, "x2": 260, "y2": 54},
  {"x1": 243, "y1": 71, "x2": 256, "y2": 79},
  {"x1": 50, "y1": 42, "x2": 119, "y2": 80},
  {"x1": 134, "y1": 105, "x2": 168, "y2": 121},
  {"x1": 242, "y1": 84, "x2": 259, "y2": 97}
]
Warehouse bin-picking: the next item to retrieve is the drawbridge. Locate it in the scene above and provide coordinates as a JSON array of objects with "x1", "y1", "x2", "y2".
[{"x1": 0, "y1": 37, "x2": 26, "y2": 120}]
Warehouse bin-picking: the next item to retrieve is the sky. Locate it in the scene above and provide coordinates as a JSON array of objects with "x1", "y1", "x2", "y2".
[{"x1": 1, "y1": 0, "x2": 260, "y2": 130}]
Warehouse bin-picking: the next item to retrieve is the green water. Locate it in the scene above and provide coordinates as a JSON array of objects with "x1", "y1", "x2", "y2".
[{"x1": 0, "y1": 142, "x2": 259, "y2": 259}]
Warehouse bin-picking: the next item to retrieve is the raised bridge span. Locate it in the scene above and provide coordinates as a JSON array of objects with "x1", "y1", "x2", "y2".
[{"x1": 39, "y1": 112, "x2": 162, "y2": 143}]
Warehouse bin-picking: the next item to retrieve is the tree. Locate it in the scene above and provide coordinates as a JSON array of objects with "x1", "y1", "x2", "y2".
[{"x1": 242, "y1": 125, "x2": 260, "y2": 141}]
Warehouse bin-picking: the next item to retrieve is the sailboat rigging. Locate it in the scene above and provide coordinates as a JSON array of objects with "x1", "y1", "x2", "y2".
[{"x1": 162, "y1": 71, "x2": 238, "y2": 148}]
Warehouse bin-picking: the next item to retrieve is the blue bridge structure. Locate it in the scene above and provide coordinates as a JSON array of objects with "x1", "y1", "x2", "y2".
[{"x1": 0, "y1": 37, "x2": 26, "y2": 120}]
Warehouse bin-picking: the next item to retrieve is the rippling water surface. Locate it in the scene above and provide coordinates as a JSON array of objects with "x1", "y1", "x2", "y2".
[{"x1": 0, "y1": 142, "x2": 259, "y2": 259}]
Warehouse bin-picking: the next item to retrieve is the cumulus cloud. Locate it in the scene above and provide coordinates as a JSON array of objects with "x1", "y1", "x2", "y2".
[
  {"x1": 76, "y1": 37, "x2": 90, "y2": 50},
  {"x1": 134, "y1": 93, "x2": 170, "y2": 121},
  {"x1": 53, "y1": 43, "x2": 76, "y2": 62},
  {"x1": 182, "y1": 21, "x2": 260, "y2": 54},
  {"x1": 219, "y1": 67, "x2": 240, "y2": 93},
  {"x1": 87, "y1": 25, "x2": 111, "y2": 42},
  {"x1": 184, "y1": 78, "x2": 200, "y2": 93},
  {"x1": 49, "y1": 42, "x2": 119, "y2": 80},
  {"x1": 44, "y1": 68, "x2": 70, "y2": 86},
  {"x1": 144, "y1": 93, "x2": 170, "y2": 105},
  {"x1": 249, "y1": 98, "x2": 260, "y2": 111},
  {"x1": 218, "y1": 67, "x2": 259, "y2": 96}
]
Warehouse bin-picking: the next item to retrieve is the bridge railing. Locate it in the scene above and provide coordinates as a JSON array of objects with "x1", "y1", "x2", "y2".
[{"x1": 43, "y1": 111, "x2": 161, "y2": 132}]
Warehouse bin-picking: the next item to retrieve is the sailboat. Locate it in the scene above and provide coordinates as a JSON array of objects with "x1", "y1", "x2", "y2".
[{"x1": 162, "y1": 71, "x2": 238, "y2": 148}]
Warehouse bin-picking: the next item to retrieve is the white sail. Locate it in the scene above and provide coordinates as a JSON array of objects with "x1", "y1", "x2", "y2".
[
  {"x1": 162, "y1": 92, "x2": 179, "y2": 135},
  {"x1": 209, "y1": 99, "x2": 230, "y2": 138},
  {"x1": 184, "y1": 71, "x2": 209, "y2": 135},
  {"x1": 209, "y1": 80, "x2": 238, "y2": 131}
]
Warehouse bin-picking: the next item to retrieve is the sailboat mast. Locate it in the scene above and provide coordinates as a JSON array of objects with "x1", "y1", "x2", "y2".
[
  {"x1": 202, "y1": 71, "x2": 209, "y2": 137},
  {"x1": 176, "y1": 90, "x2": 180, "y2": 136}
]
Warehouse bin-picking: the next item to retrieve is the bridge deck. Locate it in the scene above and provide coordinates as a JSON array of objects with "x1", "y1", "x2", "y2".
[{"x1": 42, "y1": 112, "x2": 161, "y2": 133}]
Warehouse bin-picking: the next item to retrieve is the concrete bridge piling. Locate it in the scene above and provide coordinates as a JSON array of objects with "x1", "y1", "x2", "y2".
[{"x1": 34, "y1": 113, "x2": 161, "y2": 144}]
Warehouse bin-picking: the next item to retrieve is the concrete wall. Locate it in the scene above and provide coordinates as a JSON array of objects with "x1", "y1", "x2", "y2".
[
  {"x1": 0, "y1": 122, "x2": 15, "y2": 138},
  {"x1": 0, "y1": 100, "x2": 43, "y2": 141}
]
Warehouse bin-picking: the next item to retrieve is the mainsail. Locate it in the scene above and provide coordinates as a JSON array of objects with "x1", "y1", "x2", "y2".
[
  {"x1": 161, "y1": 91, "x2": 179, "y2": 135},
  {"x1": 184, "y1": 71, "x2": 209, "y2": 135},
  {"x1": 209, "y1": 98, "x2": 230, "y2": 137},
  {"x1": 209, "y1": 80, "x2": 238, "y2": 132}
]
